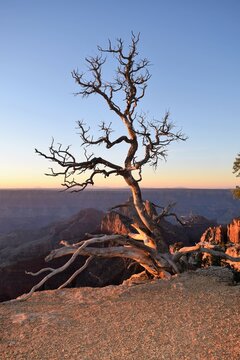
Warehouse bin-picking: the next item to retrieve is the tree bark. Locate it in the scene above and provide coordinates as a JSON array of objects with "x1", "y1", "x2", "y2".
[{"x1": 124, "y1": 172, "x2": 168, "y2": 252}]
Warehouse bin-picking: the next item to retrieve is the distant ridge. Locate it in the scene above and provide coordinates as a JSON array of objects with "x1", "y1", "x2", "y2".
[
  {"x1": 0, "y1": 187, "x2": 234, "y2": 191},
  {"x1": 0, "y1": 189, "x2": 239, "y2": 235}
]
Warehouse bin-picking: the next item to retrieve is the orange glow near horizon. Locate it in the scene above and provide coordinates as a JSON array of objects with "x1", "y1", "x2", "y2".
[
  {"x1": 0, "y1": 158, "x2": 237, "y2": 190},
  {"x1": 0, "y1": 170, "x2": 237, "y2": 190}
]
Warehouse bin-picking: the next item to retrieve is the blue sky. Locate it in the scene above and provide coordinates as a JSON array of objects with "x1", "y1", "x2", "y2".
[{"x1": 0, "y1": 0, "x2": 240, "y2": 188}]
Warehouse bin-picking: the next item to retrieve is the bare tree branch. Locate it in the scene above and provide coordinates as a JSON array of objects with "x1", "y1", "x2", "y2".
[
  {"x1": 19, "y1": 232, "x2": 240, "y2": 303},
  {"x1": 173, "y1": 244, "x2": 240, "y2": 263},
  {"x1": 76, "y1": 120, "x2": 132, "y2": 148},
  {"x1": 17, "y1": 34, "x2": 209, "y2": 303},
  {"x1": 58, "y1": 256, "x2": 94, "y2": 290}
]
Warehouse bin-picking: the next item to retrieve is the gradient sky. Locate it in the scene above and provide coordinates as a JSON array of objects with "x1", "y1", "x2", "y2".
[{"x1": 1, "y1": 0, "x2": 240, "y2": 189}]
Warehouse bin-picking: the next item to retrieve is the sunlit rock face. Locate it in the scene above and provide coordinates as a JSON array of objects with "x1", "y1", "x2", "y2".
[
  {"x1": 101, "y1": 211, "x2": 132, "y2": 235},
  {"x1": 226, "y1": 218, "x2": 240, "y2": 271},
  {"x1": 200, "y1": 218, "x2": 240, "y2": 272},
  {"x1": 227, "y1": 218, "x2": 240, "y2": 244},
  {"x1": 200, "y1": 225, "x2": 227, "y2": 246},
  {"x1": 201, "y1": 218, "x2": 240, "y2": 246}
]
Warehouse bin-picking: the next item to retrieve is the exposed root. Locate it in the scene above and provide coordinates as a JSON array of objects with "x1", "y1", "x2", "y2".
[
  {"x1": 58, "y1": 256, "x2": 93, "y2": 289},
  {"x1": 173, "y1": 244, "x2": 240, "y2": 263},
  {"x1": 18, "y1": 238, "x2": 108, "y2": 301},
  {"x1": 25, "y1": 268, "x2": 56, "y2": 276},
  {"x1": 15, "y1": 233, "x2": 240, "y2": 303},
  {"x1": 17, "y1": 234, "x2": 177, "y2": 301}
]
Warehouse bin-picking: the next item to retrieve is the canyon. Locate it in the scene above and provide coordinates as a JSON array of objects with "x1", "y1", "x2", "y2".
[
  {"x1": 0, "y1": 188, "x2": 239, "y2": 235},
  {"x1": 0, "y1": 189, "x2": 239, "y2": 302}
]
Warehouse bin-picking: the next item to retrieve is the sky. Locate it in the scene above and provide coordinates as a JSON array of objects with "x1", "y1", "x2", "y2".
[{"x1": 1, "y1": 0, "x2": 240, "y2": 189}]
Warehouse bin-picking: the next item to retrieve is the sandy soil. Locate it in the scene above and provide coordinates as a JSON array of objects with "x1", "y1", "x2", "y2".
[{"x1": 0, "y1": 268, "x2": 239, "y2": 360}]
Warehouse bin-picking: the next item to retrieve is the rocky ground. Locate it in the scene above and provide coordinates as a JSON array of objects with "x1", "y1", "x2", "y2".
[{"x1": 0, "y1": 268, "x2": 239, "y2": 360}]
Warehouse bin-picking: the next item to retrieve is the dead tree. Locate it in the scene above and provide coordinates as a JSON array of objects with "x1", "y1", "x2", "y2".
[{"x1": 19, "y1": 34, "x2": 240, "y2": 301}]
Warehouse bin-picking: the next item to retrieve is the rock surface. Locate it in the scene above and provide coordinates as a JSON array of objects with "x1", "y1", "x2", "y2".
[
  {"x1": 200, "y1": 217, "x2": 240, "y2": 271},
  {"x1": 201, "y1": 217, "x2": 240, "y2": 245},
  {"x1": 101, "y1": 211, "x2": 132, "y2": 235},
  {"x1": 200, "y1": 224, "x2": 227, "y2": 245},
  {"x1": 0, "y1": 269, "x2": 239, "y2": 360},
  {"x1": 227, "y1": 218, "x2": 240, "y2": 244}
]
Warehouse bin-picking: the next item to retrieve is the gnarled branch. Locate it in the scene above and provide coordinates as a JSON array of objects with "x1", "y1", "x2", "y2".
[{"x1": 173, "y1": 243, "x2": 240, "y2": 263}]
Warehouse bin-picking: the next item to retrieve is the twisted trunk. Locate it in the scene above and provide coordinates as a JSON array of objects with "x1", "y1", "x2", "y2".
[{"x1": 123, "y1": 172, "x2": 169, "y2": 253}]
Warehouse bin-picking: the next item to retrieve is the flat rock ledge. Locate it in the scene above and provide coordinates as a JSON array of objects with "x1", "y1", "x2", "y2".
[{"x1": 0, "y1": 268, "x2": 239, "y2": 360}]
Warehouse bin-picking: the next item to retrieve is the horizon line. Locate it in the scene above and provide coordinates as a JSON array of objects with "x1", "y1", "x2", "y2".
[{"x1": 0, "y1": 186, "x2": 235, "y2": 191}]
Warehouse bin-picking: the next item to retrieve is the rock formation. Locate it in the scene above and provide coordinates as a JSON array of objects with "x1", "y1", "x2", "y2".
[
  {"x1": 227, "y1": 218, "x2": 240, "y2": 244},
  {"x1": 201, "y1": 218, "x2": 240, "y2": 246},
  {"x1": 200, "y1": 225, "x2": 227, "y2": 246},
  {"x1": 101, "y1": 211, "x2": 132, "y2": 235},
  {"x1": 200, "y1": 217, "x2": 240, "y2": 271}
]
